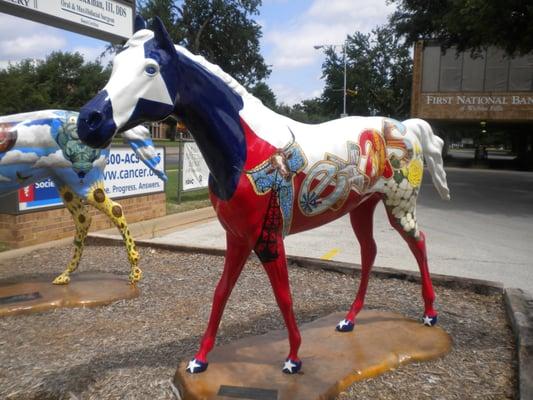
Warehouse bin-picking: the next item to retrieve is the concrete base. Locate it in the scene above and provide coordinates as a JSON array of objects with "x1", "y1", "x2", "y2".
[
  {"x1": 173, "y1": 310, "x2": 452, "y2": 400},
  {"x1": 0, "y1": 272, "x2": 139, "y2": 316}
]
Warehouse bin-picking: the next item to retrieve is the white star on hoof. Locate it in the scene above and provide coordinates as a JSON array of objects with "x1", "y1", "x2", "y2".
[
  {"x1": 283, "y1": 359, "x2": 296, "y2": 373},
  {"x1": 336, "y1": 319, "x2": 354, "y2": 332},
  {"x1": 423, "y1": 315, "x2": 435, "y2": 326},
  {"x1": 186, "y1": 359, "x2": 201, "y2": 373},
  {"x1": 338, "y1": 319, "x2": 350, "y2": 329}
]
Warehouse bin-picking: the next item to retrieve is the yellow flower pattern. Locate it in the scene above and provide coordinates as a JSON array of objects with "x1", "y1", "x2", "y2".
[{"x1": 407, "y1": 159, "x2": 423, "y2": 187}]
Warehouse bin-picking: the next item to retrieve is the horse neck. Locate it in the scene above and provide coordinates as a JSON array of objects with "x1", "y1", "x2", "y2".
[{"x1": 172, "y1": 55, "x2": 247, "y2": 201}]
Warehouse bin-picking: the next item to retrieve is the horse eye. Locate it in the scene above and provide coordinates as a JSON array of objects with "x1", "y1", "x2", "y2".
[{"x1": 145, "y1": 65, "x2": 158, "y2": 76}]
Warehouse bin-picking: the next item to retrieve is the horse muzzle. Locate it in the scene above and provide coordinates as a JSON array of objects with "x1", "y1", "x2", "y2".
[{"x1": 78, "y1": 90, "x2": 117, "y2": 149}]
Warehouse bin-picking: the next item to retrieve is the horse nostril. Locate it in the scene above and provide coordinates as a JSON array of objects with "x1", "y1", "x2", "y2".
[{"x1": 87, "y1": 111, "x2": 103, "y2": 130}]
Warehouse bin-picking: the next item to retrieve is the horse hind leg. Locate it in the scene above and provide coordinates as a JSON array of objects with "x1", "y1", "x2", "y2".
[
  {"x1": 383, "y1": 183, "x2": 437, "y2": 326},
  {"x1": 86, "y1": 183, "x2": 141, "y2": 285},
  {"x1": 336, "y1": 194, "x2": 381, "y2": 332},
  {"x1": 53, "y1": 187, "x2": 92, "y2": 285}
]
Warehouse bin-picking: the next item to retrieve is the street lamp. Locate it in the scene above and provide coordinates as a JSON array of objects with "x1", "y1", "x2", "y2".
[{"x1": 314, "y1": 42, "x2": 348, "y2": 118}]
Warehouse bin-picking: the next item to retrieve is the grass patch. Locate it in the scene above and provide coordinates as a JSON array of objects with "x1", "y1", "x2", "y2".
[
  {"x1": 153, "y1": 139, "x2": 180, "y2": 147},
  {"x1": 165, "y1": 169, "x2": 210, "y2": 214},
  {"x1": 112, "y1": 138, "x2": 181, "y2": 147},
  {"x1": 0, "y1": 242, "x2": 10, "y2": 252}
]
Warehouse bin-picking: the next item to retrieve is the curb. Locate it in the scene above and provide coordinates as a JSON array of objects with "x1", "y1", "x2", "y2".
[
  {"x1": 86, "y1": 236, "x2": 504, "y2": 296},
  {"x1": 86, "y1": 236, "x2": 529, "y2": 398},
  {"x1": 504, "y1": 289, "x2": 533, "y2": 400}
]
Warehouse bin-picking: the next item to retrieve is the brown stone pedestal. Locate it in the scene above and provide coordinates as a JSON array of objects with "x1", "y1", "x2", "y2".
[
  {"x1": 0, "y1": 272, "x2": 139, "y2": 316},
  {"x1": 174, "y1": 310, "x2": 452, "y2": 400}
]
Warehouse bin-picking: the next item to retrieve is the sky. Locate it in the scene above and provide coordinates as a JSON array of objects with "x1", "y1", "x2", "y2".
[{"x1": 0, "y1": 0, "x2": 395, "y2": 106}]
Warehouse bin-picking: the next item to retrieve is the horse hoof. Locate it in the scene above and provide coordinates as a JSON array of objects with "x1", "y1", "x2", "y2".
[
  {"x1": 186, "y1": 358, "x2": 208, "y2": 374},
  {"x1": 282, "y1": 358, "x2": 302, "y2": 374},
  {"x1": 422, "y1": 315, "x2": 438, "y2": 326},
  {"x1": 52, "y1": 275, "x2": 70, "y2": 285},
  {"x1": 336, "y1": 319, "x2": 354, "y2": 332}
]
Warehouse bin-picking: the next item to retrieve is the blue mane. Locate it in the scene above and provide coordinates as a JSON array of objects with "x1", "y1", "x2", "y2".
[{"x1": 146, "y1": 37, "x2": 247, "y2": 201}]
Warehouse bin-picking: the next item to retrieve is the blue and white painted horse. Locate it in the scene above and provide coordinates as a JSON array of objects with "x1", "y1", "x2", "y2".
[
  {"x1": 0, "y1": 109, "x2": 166, "y2": 285},
  {"x1": 77, "y1": 17, "x2": 450, "y2": 374}
]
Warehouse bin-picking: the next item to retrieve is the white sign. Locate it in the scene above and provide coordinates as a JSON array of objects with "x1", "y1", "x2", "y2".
[
  {"x1": 103, "y1": 147, "x2": 165, "y2": 197},
  {"x1": 0, "y1": 0, "x2": 133, "y2": 41},
  {"x1": 182, "y1": 142, "x2": 209, "y2": 191},
  {"x1": 18, "y1": 146, "x2": 165, "y2": 211}
]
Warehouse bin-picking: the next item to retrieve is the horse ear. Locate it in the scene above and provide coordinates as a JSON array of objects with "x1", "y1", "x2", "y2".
[
  {"x1": 134, "y1": 15, "x2": 147, "y2": 32},
  {"x1": 151, "y1": 17, "x2": 175, "y2": 54}
]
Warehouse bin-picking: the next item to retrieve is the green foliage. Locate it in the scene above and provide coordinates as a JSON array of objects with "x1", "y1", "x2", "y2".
[
  {"x1": 389, "y1": 0, "x2": 533, "y2": 55},
  {"x1": 164, "y1": 168, "x2": 210, "y2": 214},
  {"x1": 0, "y1": 52, "x2": 110, "y2": 115},
  {"x1": 276, "y1": 98, "x2": 331, "y2": 124},
  {"x1": 249, "y1": 81, "x2": 277, "y2": 109},
  {"x1": 320, "y1": 26, "x2": 412, "y2": 119},
  {"x1": 138, "y1": 0, "x2": 270, "y2": 86}
]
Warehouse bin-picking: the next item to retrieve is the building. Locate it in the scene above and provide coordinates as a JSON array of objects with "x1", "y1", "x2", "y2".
[{"x1": 411, "y1": 41, "x2": 533, "y2": 166}]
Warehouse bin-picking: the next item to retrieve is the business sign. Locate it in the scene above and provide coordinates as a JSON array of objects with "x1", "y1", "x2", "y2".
[
  {"x1": 415, "y1": 93, "x2": 533, "y2": 121},
  {"x1": 0, "y1": 0, "x2": 134, "y2": 43},
  {"x1": 18, "y1": 146, "x2": 165, "y2": 211},
  {"x1": 182, "y1": 141, "x2": 208, "y2": 191},
  {"x1": 411, "y1": 41, "x2": 533, "y2": 121}
]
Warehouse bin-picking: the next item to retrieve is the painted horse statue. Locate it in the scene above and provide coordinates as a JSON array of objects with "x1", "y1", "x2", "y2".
[
  {"x1": 0, "y1": 109, "x2": 166, "y2": 285},
  {"x1": 77, "y1": 17, "x2": 450, "y2": 374}
]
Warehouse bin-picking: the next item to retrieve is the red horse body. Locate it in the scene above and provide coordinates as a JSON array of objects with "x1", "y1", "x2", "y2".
[{"x1": 77, "y1": 17, "x2": 451, "y2": 374}]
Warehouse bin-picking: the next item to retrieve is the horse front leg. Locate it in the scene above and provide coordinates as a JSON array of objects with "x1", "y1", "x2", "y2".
[
  {"x1": 53, "y1": 186, "x2": 92, "y2": 285},
  {"x1": 255, "y1": 237, "x2": 302, "y2": 374},
  {"x1": 337, "y1": 195, "x2": 381, "y2": 332},
  {"x1": 187, "y1": 232, "x2": 252, "y2": 374},
  {"x1": 86, "y1": 182, "x2": 141, "y2": 285}
]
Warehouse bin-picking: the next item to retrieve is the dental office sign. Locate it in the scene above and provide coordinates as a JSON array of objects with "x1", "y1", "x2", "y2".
[
  {"x1": 18, "y1": 147, "x2": 165, "y2": 211},
  {"x1": 0, "y1": 0, "x2": 134, "y2": 43}
]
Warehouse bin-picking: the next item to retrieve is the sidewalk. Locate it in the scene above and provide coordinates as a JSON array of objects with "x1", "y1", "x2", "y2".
[{"x1": 87, "y1": 202, "x2": 533, "y2": 297}]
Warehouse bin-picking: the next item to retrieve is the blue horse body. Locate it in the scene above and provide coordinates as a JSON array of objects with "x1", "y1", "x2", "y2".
[
  {"x1": 0, "y1": 109, "x2": 166, "y2": 285},
  {"x1": 0, "y1": 109, "x2": 165, "y2": 199}
]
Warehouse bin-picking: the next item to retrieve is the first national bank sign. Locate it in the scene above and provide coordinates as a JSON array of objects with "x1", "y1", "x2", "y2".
[{"x1": 0, "y1": 0, "x2": 134, "y2": 43}]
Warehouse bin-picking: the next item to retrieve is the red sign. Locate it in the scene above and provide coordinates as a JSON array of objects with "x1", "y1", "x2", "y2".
[{"x1": 18, "y1": 185, "x2": 34, "y2": 203}]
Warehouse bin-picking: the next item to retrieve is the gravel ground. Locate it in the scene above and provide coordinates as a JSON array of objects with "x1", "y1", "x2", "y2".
[{"x1": 0, "y1": 244, "x2": 516, "y2": 400}]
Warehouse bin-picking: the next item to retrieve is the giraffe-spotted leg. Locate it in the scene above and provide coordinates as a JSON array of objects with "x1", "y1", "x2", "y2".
[
  {"x1": 53, "y1": 187, "x2": 92, "y2": 285},
  {"x1": 86, "y1": 183, "x2": 141, "y2": 285}
]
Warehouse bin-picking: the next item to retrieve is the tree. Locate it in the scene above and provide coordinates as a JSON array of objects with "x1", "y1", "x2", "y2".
[
  {"x1": 138, "y1": 0, "x2": 270, "y2": 86},
  {"x1": 249, "y1": 81, "x2": 277, "y2": 109},
  {"x1": 0, "y1": 52, "x2": 110, "y2": 115},
  {"x1": 389, "y1": 0, "x2": 533, "y2": 55},
  {"x1": 319, "y1": 26, "x2": 412, "y2": 119}
]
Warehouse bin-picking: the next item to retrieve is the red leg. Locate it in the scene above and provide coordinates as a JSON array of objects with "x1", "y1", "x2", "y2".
[
  {"x1": 188, "y1": 233, "x2": 252, "y2": 373},
  {"x1": 385, "y1": 209, "x2": 437, "y2": 325},
  {"x1": 256, "y1": 238, "x2": 302, "y2": 374},
  {"x1": 337, "y1": 196, "x2": 380, "y2": 332}
]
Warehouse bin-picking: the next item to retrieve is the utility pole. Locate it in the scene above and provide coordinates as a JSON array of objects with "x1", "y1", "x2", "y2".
[{"x1": 314, "y1": 42, "x2": 348, "y2": 118}]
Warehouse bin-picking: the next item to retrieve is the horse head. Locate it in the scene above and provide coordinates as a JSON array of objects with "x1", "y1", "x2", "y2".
[{"x1": 77, "y1": 16, "x2": 180, "y2": 149}]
